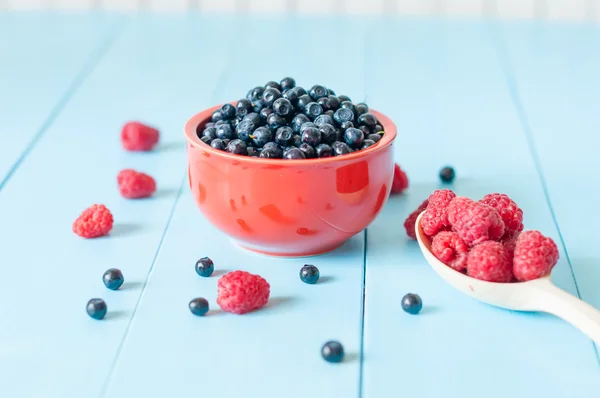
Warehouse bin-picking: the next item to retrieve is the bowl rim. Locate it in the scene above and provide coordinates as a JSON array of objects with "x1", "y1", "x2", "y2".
[{"x1": 184, "y1": 102, "x2": 397, "y2": 165}]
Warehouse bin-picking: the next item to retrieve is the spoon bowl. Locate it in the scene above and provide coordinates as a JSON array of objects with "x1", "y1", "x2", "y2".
[{"x1": 415, "y1": 212, "x2": 600, "y2": 345}]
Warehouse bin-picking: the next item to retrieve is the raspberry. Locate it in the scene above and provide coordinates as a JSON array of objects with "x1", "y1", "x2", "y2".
[
  {"x1": 513, "y1": 231, "x2": 559, "y2": 282},
  {"x1": 502, "y1": 234, "x2": 519, "y2": 259},
  {"x1": 217, "y1": 270, "x2": 270, "y2": 314},
  {"x1": 117, "y1": 169, "x2": 156, "y2": 199},
  {"x1": 72, "y1": 204, "x2": 114, "y2": 238},
  {"x1": 466, "y1": 241, "x2": 513, "y2": 282},
  {"x1": 431, "y1": 231, "x2": 469, "y2": 272},
  {"x1": 391, "y1": 163, "x2": 409, "y2": 194},
  {"x1": 447, "y1": 199, "x2": 505, "y2": 246},
  {"x1": 479, "y1": 193, "x2": 523, "y2": 237},
  {"x1": 420, "y1": 189, "x2": 456, "y2": 236},
  {"x1": 403, "y1": 199, "x2": 429, "y2": 240},
  {"x1": 121, "y1": 121, "x2": 159, "y2": 151}
]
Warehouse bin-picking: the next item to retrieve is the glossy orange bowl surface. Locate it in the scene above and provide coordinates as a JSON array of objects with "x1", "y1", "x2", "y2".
[{"x1": 184, "y1": 104, "x2": 398, "y2": 257}]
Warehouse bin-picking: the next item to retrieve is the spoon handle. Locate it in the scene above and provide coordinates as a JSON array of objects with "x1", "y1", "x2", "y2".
[{"x1": 530, "y1": 279, "x2": 600, "y2": 345}]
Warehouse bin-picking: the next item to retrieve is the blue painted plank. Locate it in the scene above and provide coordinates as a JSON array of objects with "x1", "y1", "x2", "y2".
[
  {"x1": 496, "y1": 22, "x2": 600, "y2": 353},
  {"x1": 0, "y1": 12, "x2": 121, "y2": 189},
  {"x1": 101, "y1": 16, "x2": 368, "y2": 398},
  {"x1": 0, "y1": 15, "x2": 239, "y2": 398},
  {"x1": 361, "y1": 19, "x2": 600, "y2": 398}
]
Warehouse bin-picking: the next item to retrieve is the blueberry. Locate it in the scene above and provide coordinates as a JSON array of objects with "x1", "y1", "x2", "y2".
[
  {"x1": 252, "y1": 100, "x2": 265, "y2": 113},
  {"x1": 301, "y1": 126, "x2": 321, "y2": 146},
  {"x1": 210, "y1": 138, "x2": 226, "y2": 150},
  {"x1": 299, "y1": 264, "x2": 319, "y2": 284},
  {"x1": 321, "y1": 340, "x2": 344, "y2": 363},
  {"x1": 344, "y1": 127, "x2": 364, "y2": 148},
  {"x1": 265, "y1": 80, "x2": 282, "y2": 91},
  {"x1": 314, "y1": 114, "x2": 334, "y2": 127},
  {"x1": 260, "y1": 107, "x2": 273, "y2": 121},
  {"x1": 401, "y1": 293, "x2": 423, "y2": 314},
  {"x1": 368, "y1": 133, "x2": 381, "y2": 143},
  {"x1": 102, "y1": 268, "x2": 124, "y2": 290},
  {"x1": 297, "y1": 94, "x2": 312, "y2": 111},
  {"x1": 309, "y1": 85, "x2": 329, "y2": 100},
  {"x1": 226, "y1": 139, "x2": 248, "y2": 155},
  {"x1": 373, "y1": 124, "x2": 384, "y2": 133},
  {"x1": 284, "y1": 147, "x2": 306, "y2": 159},
  {"x1": 86, "y1": 298, "x2": 107, "y2": 320},
  {"x1": 247, "y1": 147, "x2": 259, "y2": 157},
  {"x1": 335, "y1": 129, "x2": 344, "y2": 142},
  {"x1": 236, "y1": 119, "x2": 255, "y2": 142},
  {"x1": 292, "y1": 134, "x2": 303, "y2": 147},
  {"x1": 316, "y1": 143, "x2": 333, "y2": 158},
  {"x1": 355, "y1": 103, "x2": 369, "y2": 116},
  {"x1": 291, "y1": 114, "x2": 311, "y2": 133},
  {"x1": 195, "y1": 257, "x2": 214, "y2": 277},
  {"x1": 327, "y1": 95, "x2": 340, "y2": 110},
  {"x1": 340, "y1": 121, "x2": 354, "y2": 131},
  {"x1": 332, "y1": 141, "x2": 352, "y2": 156},
  {"x1": 280, "y1": 77, "x2": 296, "y2": 91},
  {"x1": 339, "y1": 101, "x2": 356, "y2": 114},
  {"x1": 189, "y1": 297, "x2": 209, "y2": 316},
  {"x1": 216, "y1": 124, "x2": 235, "y2": 140},
  {"x1": 439, "y1": 166, "x2": 456, "y2": 183},
  {"x1": 200, "y1": 136, "x2": 212, "y2": 145},
  {"x1": 294, "y1": 86, "x2": 307, "y2": 96},
  {"x1": 298, "y1": 143, "x2": 316, "y2": 158},
  {"x1": 305, "y1": 102, "x2": 323, "y2": 119},
  {"x1": 250, "y1": 126, "x2": 272, "y2": 147},
  {"x1": 337, "y1": 95, "x2": 351, "y2": 103},
  {"x1": 275, "y1": 126, "x2": 294, "y2": 146},
  {"x1": 262, "y1": 87, "x2": 282, "y2": 108},
  {"x1": 212, "y1": 109, "x2": 224, "y2": 122},
  {"x1": 247, "y1": 86, "x2": 265, "y2": 103},
  {"x1": 222, "y1": 139, "x2": 231, "y2": 146},
  {"x1": 267, "y1": 113, "x2": 286, "y2": 131},
  {"x1": 282, "y1": 88, "x2": 299, "y2": 105},
  {"x1": 259, "y1": 143, "x2": 284, "y2": 158},
  {"x1": 334, "y1": 107, "x2": 354, "y2": 126},
  {"x1": 324, "y1": 110, "x2": 335, "y2": 117},
  {"x1": 220, "y1": 103, "x2": 236, "y2": 120},
  {"x1": 236, "y1": 99, "x2": 253, "y2": 118},
  {"x1": 300, "y1": 122, "x2": 317, "y2": 133},
  {"x1": 243, "y1": 112, "x2": 261, "y2": 126},
  {"x1": 319, "y1": 124, "x2": 337, "y2": 144},
  {"x1": 231, "y1": 118, "x2": 240, "y2": 130},
  {"x1": 317, "y1": 96, "x2": 331, "y2": 111},
  {"x1": 327, "y1": 88, "x2": 336, "y2": 95},
  {"x1": 273, "y1": 98, "x2": 293, "y2": 117},
  {"x1": 358, "y1": 113, "x2": 378, "y2": 127},
  {"x1": 204, "y1": 122, "x2": 215, "y2": 129},
  {"x1": 214, "y1": 120, "x2": 227, "y2": 127},
  {"x1": 361, "y1": 139, "x2": 376, "y2": 149}
]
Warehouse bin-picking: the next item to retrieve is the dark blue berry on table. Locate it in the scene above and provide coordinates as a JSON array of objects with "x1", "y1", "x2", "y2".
[
  {"x1": 236, "y1": 99, "x2": 253, "y2": 118},
  {"x1": 226, "y1": 139, "x2": 248, "y2": 155},
  {"x1": 361, "y1": 139, "x2": 376, "y2": 149},
  {"x1": 275, "y1": 126, "x2": 294, "y2": 146},
  {"x1": 344, "y1": 127, "x2": 364, "y2": 148},
  {"x1": 368, "y1": 133, "x2": 381, "y2": 143},
  {"x1": 304, "y1": 102, "x2": 323, "y2": 119},
  {"x1": 318, "y1": 123, "x2": 337, "y2": 144},
  {"x1": 216, "y1": 124, "x2": 235, "y2": 140},
  {"x1": 262, "y1": 87, "x2": 282, "y2": 108},
  {"x1": 337, "y1": 94, "x2": 351, "y2": 103},
  {"x1": 247, "y1": 86, "x2": 265, "y2": 103},
  {"x1": 355, "y1": 103, "x2": 369, "y2": 116},
  {"x1": 265, "y1": 80, "x2": 281, "y2": 91},
  {"x1": 200, "y1": 136, "x2": 212, "y2": 145},
  {"x1": 298, "y1": 143, "x2": 316, "y2": 158},
  {"x1": 259, "y1": 107, "x2": 273, "y2": 121},
  {"x1": 294, "y1": 86, "x2": 307, "y2": 96},
  {"x1": 266, "y1": 113, "x2": 286, "y2": 131},
  {"x1": 250, "y1": 126, "x2": 272, "y2": 147},
  {"x1": 340, "y1": 121, "x2": 354, "y2": 131},
  {"x1": 189, "y1": 297, "x2": 209, "y2": 316},
  {"x1": 439, "y1": 166, "x2": 456, "y2": 183},
  {"x1": 247, "y1": 147, "x2": 259, "y2": 157},
  {"x1": 358, "y1": 112, "x2": 378, "y2": 127},
  {"x1": 273, "y1": 98, "x2": 293, "y2": 117},
  {"x1": 102, "y1": 268, "x2": 124, "y2": 290},
  {"x1": 260, "y1": 142, "x2": 284, "y2": 158},
  {"x1": 299, "y1": 264, "x2": 320, "y2": 284},
  {"x1": 220, "y1": 103, "x2": 236, "y2": 120},
  {"x1": 316, "y1": 143, "x2": 333, "y2": 158},
  {"x1": 401, "y1": 293, "x2": 423, "y2": 315},
  {"x1": 292, "y1": 134, "x2": 303, "y2": 147},
  {"x1": 317, "y1": 96, "x2": 331, "y2": 111},
  {"x1": 280, "y1": 77, "x2": 296, "y2": 91},
  {"x1": 327, "y1": 95, "x2": 340, "y2": 110},
  {"x1": 86, "y1": 298, "x2": 107, "y2": 320},
  {"x1": 332, "y1": 141, "x2": 352, "y2": 156},
  {"x1": 309, "y1": 84, "x2": 329, "y2": 100},
  {"x1": 301, "y1": 126, "x2": 321, "y2": 146},
  {"x1": 211, "y1": 109, "x2": 224, "y2": 122},
  {"x1": 334, "y1": 107, "x2": 354, "y2": 126},
  {"x1": 291, "y1": 114, "x2": 310, "y2": 133},
  {"x1": 282, "y1": 88, "x2": 299, "y2": 105},
  {"x1": 236, "y1": 119, "x2": 255, "y2": 142},
  {"x1": 321, "y1": 340, "x2": 344, "y2": 363},
  {"x1": 195, "y1": 257, "x2": 214, "y2": 277},
  {"x1": 210, "y1": 138, "x2": 226, "y2": 150},
  {"x1": 297, "y1": 94, "x2": 312, "y2": 111},
  {"x1": 284, "y1": 147, "x2": 306, "y2": 159},
  {"x1": 314, "y1": 114, "x2": 334, "y2": 127}
]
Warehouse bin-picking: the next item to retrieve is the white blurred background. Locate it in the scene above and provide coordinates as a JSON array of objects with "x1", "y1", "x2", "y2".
[{"x1": 0, "y1": 0, "x2": 598, "y2": 22}]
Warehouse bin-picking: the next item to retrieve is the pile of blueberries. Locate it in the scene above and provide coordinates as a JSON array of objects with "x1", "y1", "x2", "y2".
[{"x1": 196, "y1": 77, "x2": 385, "y2": 159}]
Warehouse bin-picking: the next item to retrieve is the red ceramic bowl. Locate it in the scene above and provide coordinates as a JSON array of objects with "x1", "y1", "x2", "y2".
[{"x1": 184, "y1": 104, "x2": 398, "y2": 257}]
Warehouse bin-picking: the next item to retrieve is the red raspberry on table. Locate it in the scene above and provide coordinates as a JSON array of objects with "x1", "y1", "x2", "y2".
[
  {"x1": 513, "y1": 230, "x2": 559, "y2": 282},
  {"x1": 479, "y1": 193, "x2": 524, "y2": 238},
  {"x1": 448, "y1": 199, "x2": 505, "y2": 246},
  {"x1": 403, "y1": 199, "x2": 429, "y2": 240},
  {"x1": 391, "y1": 163, "x2": 409, "y2": 194},
  {"x1": 121, "y1": 121, "x2": 159, "y2": 151},
  {"x1": 72, "y1": 204, "x2": 113, "y2": 238},
  {"x1": 431, "y1": 231, "x2": 469, "y2": 272},
  {"x1": 117, "y1": 169, "x2": 156, "y2": 199},
  {"x1": 217, "y1": 270, "x2": 270, "y2": 314},
  {"x1": 420, "y1": 189, "x2": 456, "y2": 236},
  {"x1": 467, "y1": 241, "x2": 513, "y2": 282}
]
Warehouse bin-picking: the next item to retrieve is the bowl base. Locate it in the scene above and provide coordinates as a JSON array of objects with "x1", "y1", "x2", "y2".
[{"x1": 230, "y1": 239, "x2": 346, "y2": 258}]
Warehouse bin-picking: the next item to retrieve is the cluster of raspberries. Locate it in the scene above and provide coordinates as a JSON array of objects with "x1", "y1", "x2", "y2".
[
  {"x1": 404, "y1": 190, "x2": 559, "y2": 282},
  {"x1": 72, "y1": 122, "x2": 160, "y2": 238}
]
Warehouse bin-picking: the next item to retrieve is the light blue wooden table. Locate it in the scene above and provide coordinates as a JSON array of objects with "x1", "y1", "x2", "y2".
[{"x1": 0, "y1": 11, "x2": 599, "y2": 398}]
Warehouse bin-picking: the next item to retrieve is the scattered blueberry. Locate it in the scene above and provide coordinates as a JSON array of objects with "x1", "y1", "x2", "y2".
[
  {"x1": 189, "y1": 297, "x2": 209, "y2": 316},
  {"x1": 275, "y1": 126, "x2": 294, "y2": 146},
  {"x1": 301, "y1": 126, "x2": 321, "y2": 146},
  {"x1": 298, "y1": 143, "x2": 316, "y2": 158},
  {"x1": 236, "y1": 99, "x2": 253, "y2": 118},
  {"x1": 358, "y1": 112, "x2": 378, "y2": 127},
  {"x1": 262, "y1": 87, "x2": 282, "y2": 108},
  {"x1": 250, "y1": 126, "x2": 272, "y2": 147},
  {"x1": 284, "y1": 147, "x2": 306, "y2": 159},
  {"x1": 102, "y1": 268, "x2": 124, "y2": 290},
  {"x1": 321, "y1": 340, "x2": 344, "y2": 363},
  {"x1": 332, "y1": 141, "x2": 352, "y2": 156},
  {"x1": 216, "y1": 124, "x2": 235, "y2": 140},
  {"x1": 305, "y1": 102, "x2": 323, "y2": 119},
  {"x1": 299, "y1": 264, "x2": 320, "y2": 284},
  {"x1": 280, "y1": 77, "x2": 296, "y2": 91},
  {"x1": 220, "y1": 103, "x2": 236, "y2": 120},
  {"x1": 273, "y1": 98, "x2": 293, "y2": 117},
  {"x1": 195, "y1": 257, "x2": 214, "y2": 277},
  {"x1": 439, "y1": 166, "x2": 456, "y2": 183},
  {"x1": 401, "y1": 293, "x2": 423, "y2": 315},
  {"x1": 344, "y1": 127, "x2": 364, "y2": 148},
  {"x1": 86, "y1": 298, "x2": 107, "y2": 320},
  {"x1": 316, "y1": 143, "x2": 333, "y2": 158},
  {"x1": 210, "y1": 138, "x2": 226, "y2": 150},
  {"x1": 226, "y1": 139, "x2": 248, "y2": 155},
  {"x1": 333, "y1": 107, "x2": 354, "y2": 126}
]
